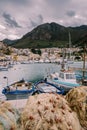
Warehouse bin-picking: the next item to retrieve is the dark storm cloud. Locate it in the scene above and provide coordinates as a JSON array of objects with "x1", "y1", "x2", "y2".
[
  {"x1": 0, "y1": 0, "x2": 87, "y2": 40},
  {"x1": 30, "y1": 14, "x2": 43, "y2": 28},
  {"x1": 30, "y1": 21, "x2": 38, "y2": 28},
  {"x1": 1, "y1": 0, "x2": 31, "y2": 6},
  {"x1": 3, "y1": 13, "x2": 21, "y2": 28},
  {"x1": 46, "y1": 0, "x2": 70, "y2": 5},
  {"x1": 37, "y1": 15, "x2": 43, "y2": 24},
  {"x1": 66, "y1": 10, "x2": 76, "y2": 17},
  {"x1": 11, "y1": 0, "x2": 29, "y2": 4},
  {"x1": 11, "y1": 0, "x2": 33, "y2": 6}
]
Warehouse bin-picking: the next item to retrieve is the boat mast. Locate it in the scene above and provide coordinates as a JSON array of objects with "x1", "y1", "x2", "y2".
[
  {"x1": 82, "y1": 44, "x2": 86, "y2": 82},
  {"x1": 61, "y1": 48, "x2": 66, "y2": 71},
  {"x1": 68, "y1": 32, "x2": 72, "y2": 60}
]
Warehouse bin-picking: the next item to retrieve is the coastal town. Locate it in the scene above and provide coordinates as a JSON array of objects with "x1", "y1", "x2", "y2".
[
  {"x1": 0, "y1": 41, "x2": 86, "y2": 66},
  {"x1": 0, "y1": 0, "x2": 87, "y2": 129}
]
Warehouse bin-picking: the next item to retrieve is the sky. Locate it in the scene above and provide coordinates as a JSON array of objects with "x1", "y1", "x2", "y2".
[{"x1": 0, "y1": 0, "x2": 87, "y2": 40}]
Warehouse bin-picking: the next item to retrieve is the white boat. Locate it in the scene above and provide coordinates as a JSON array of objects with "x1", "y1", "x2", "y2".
[
  {"x1": 2, "y1": 79, "x2": 35, "y2": 100},
  {"x1": 47, "y1": 69, "x2": 80, "y2": 94},
  {"x1": 47, "y1": 32, "x2": 79, "y2": 93},
  {"x1": 0, "y1": 65, "x2": 8, "y2": 71}
]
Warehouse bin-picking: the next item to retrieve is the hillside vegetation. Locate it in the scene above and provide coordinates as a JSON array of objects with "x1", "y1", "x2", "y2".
[{"x1": 3, "y1": 22, "x2": 87, "y2": 48}]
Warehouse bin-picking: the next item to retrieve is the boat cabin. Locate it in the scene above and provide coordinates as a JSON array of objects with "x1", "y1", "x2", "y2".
[
  {"x1": 58, "y1": 71, "x2": 77, "y2": 83},
  {"x1": 49, "y1": 74, "x2": 58, "y2": 80}
]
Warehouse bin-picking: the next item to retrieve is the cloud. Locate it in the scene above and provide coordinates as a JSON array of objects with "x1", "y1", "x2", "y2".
[
  {"x1": 0, "y1": 0, "x2": 32, "y2": 7},
  {"x1": 66, "y1": 10, "x2": 76, "y2": 17},
  {"x1": 11, "y1": 0, "x2": 29, "y2": 4},
  {"x1": 0, "y1": 24, "x2": 6, "y2": 30},
  {"x1": 46, "y1": 0, "x2": 70, "y2": 5},
  {"x1": 7, "y1": 34, "x2": 20, "y2": 40},
  {"x1": 30, "y1": 14, "x2": 43, "y2": 28},
  {"x1": 0, "y1": 0, "x2": 87, "y2": 40},
  {"x1": 2, "y1": 12, "x2": 21, "y2": 28}
]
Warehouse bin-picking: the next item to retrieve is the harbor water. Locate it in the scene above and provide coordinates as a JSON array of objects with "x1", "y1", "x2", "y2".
[{"x1": 0, "y1": 61, "x2": 87, "y2": 88}]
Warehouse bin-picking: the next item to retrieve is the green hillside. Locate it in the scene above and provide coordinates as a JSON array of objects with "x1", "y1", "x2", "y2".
[{"x1": 4, "y1": 22, "x2": 87, "y2": 48}]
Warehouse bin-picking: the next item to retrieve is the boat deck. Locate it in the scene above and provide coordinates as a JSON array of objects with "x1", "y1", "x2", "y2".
[
  {"x1": 7, "y1": 82, "x2": 33, "y2": 91},
  {"x1": 36, "y1": 82, "x2": 59, "y2": 93}
]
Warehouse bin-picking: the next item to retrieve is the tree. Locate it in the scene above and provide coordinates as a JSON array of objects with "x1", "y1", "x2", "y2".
[
  {"x1": 31, "y1": 48, "x2": 42, "y2": 56},
  {"x1": 4, "y1": 48, "x2": 11, "y2": 55},
  {"x1": 31, "y1": 48, "x2": 36, "y2": 54},
  {"x1": 37, "y1": 49, "x2": 41, "y2": 56}
]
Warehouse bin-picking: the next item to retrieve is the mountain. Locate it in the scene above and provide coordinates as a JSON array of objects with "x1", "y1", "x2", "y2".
[
  {"x1": 3, "y1": 39, "x2": 18, "y2": 45},
  {"x1": 3, "y1": 22, "x2": 87, "y2": 48}
]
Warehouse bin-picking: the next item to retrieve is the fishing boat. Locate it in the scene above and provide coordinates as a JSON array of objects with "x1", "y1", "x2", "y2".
[
  {"x1": 46, "y1": 32, "x2": 80, "y2": 94},
  {"x1": 47, "y1": 69, "x2": 80, "y2": 94},
  {"x1": 33, "y1": 79, "x2": 64, "y2": 94},
  {"x1": 2, "y1": 79, "x2": 35, "y2": 100},
  {"x1": 0, "y1": 65, "x2": 8, "y2": 71}
]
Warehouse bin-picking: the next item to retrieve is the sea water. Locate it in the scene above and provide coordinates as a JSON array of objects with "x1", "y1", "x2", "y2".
[{"x1": 0, "y1": 62, "x2": 87, "y2": 88}]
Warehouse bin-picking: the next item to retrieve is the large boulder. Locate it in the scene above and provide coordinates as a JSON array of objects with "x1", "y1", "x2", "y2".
[
  {"x1": 65, "y1": 86, "x2": 87, "y2": 129},
  {"x1": 0, "y1": 101, "x2": 20, "y2": 130},
  {"x1": 21, "y1": 93, "x2": 82, "y2": 130}
]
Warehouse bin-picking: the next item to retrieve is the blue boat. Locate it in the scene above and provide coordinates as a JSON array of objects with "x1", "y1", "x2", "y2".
[
  {"x1": 2, "y1": 79, "x2": 35, "y2": 100},
  {"x1": 33, "y1": 79, "x2": 64, "y2": 95},
  {"x1": 47, "y1": 70, "x2": 80, "y2": 94}
]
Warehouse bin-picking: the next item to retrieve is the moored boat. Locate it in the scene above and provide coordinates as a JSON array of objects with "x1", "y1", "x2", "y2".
[
  {"x1": 2, "y1": 79, "x2": 35, "y2": 100},
  {"x1": 0, "y1": 65, "x2": 8, "y2": 71},
  {"x1": 47, "y1": 69, "x2": 80, "y2": 94},
  {"x1": 33, "y1": 79, "x2": 64, "y2": 94}
]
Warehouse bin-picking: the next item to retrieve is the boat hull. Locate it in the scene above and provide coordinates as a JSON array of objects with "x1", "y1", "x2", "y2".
[
  {"x1": 47, "y1": 78, "x2": 80, "y2": 94},
  {"x1": 2, "y1": 87, "x2": 35, "y2": 100},
  {"x1": 2, "y1": 79, "x2": 35, "y2": 100},
  {"x1": 5, "y1": 92, "x2": 33, "y2": 100}
]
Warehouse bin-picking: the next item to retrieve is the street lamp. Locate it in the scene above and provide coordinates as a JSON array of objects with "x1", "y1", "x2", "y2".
[{"x1": 3, "y1": 76, "x2": 8, "y2": 87}]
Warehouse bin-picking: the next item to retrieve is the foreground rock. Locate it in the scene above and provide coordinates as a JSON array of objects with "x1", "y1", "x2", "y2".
[
  {"x1": 0, "y1": 101, "x2": 20, "y2": 130},
  {"x1": 21, "y1": 93, "x2": 82, "y2": 130},
  {"x1": 66, "y1": 86, "x2": 87, "y2": 130}
]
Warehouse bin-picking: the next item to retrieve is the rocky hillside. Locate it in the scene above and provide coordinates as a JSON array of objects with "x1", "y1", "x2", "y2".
[{"x1": 3, "y1": 22, "x2": 87, "y2": 48}]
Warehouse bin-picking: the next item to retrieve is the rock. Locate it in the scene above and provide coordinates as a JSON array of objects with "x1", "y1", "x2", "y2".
[
  {"x1": 21, "y1": 93, "x2": 82, "y2": 130},
  {"x1": 65, "y1": 86, "x2": 87, "y2": 129}
]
